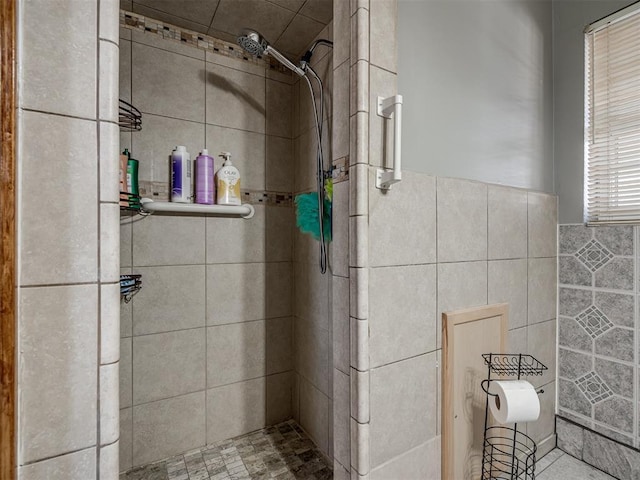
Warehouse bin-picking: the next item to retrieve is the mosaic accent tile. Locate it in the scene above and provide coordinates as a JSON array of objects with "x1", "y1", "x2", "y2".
[
  {"x1": 575, "y1": 306, "x2": 613, "y2": 338},
  {"x1": 120, "y1": 420, "x2": 332, "y2": 480},
  {"x1": 119, "y1": 10, "x2": 290, "y2": 76},
  {"x1": 575, "y1": 371, "x2": 614, "y2": 404},
  {"x1": 575, "y1": 239, "x2": 614, "y2": 272}
]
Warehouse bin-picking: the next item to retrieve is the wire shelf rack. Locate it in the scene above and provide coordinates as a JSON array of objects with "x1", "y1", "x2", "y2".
[
  {"x1": 482, "y1": 426, "x2": 537, "y2": 480},
  {"x1": 120, "y1": 274, "x2": 142, "y2": 303},
  {"x1": 120, "y1": 192, "x2": 141, "y2": 212},
  {"x1": 119, "y1": 99, "x2": 142, "y2": 132},
  {"x1": 482, "y1": 354, "x2": 548, "y2": 378}
]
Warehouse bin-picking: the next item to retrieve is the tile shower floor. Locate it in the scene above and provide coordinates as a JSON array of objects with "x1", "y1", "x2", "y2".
[
  {"x1": 537, "y1": 449, "x2": 615, "y2": 480},
  {"x1": 120, "y1": 420, "x2": 332, "y2": 480}
]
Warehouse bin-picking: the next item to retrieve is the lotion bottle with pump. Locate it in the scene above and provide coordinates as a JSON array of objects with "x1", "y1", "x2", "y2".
[
  {"x1": 216, "y1": 152, "x2": 241, "y2": 206},
  {"x1": 195, "y1": 149, "x2": 215, "y2": 204},
  {"x1": 171, "y1": 145, "x2": 192, "y2": 203}
]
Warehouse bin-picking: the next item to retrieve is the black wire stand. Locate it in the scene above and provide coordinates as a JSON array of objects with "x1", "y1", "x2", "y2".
[
  {"x1": 120, "y1": 274, "x2": 142, "y2": 303},
  {"x1": 480, "y1": 354, "x2": 547, "y2": 480}
]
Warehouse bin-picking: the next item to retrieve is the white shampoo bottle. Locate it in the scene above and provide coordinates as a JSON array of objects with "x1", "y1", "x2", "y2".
[{"x1": 216, "y1": 152, "x2": 241, "y2": 206}]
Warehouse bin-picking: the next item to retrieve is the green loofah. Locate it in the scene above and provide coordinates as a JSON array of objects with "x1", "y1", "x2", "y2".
[{"x1": 295, "y1": 192, "x2": 332, "y2": 242}]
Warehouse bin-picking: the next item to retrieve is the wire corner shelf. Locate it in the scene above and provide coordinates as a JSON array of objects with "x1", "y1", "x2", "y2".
[{"x1": 120, "y1": 274, "x2": 141, "y2": 303}]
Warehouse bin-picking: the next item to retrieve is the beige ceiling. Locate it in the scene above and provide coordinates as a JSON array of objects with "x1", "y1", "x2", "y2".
[{"x1": 120, "y1": 0, "x2": 333, "y2": 57}]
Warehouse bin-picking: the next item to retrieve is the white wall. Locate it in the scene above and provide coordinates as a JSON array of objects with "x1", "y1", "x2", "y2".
[
  {"x1": 398, "y1": 0, "x2": 554, "y2": 193},
  {"x1": 553, "y1": 0, "x2": 635, "y2": 223}
]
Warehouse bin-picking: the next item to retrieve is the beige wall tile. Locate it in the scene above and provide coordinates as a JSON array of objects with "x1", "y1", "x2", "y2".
[
  {"x1": 120, "y1": 338, "x2": 132, "y2": 409},
  {"x1": 205, "y1": 50, "x2": 266, "y2": 77},
  {"x1": 350, "y1": 112, "x2": 369, "y2": 168},
  {"x1": 101, "y1": 203, "x2": 120, "y2": 283},
  {"x1": 100, "y1": 363, "x2": 120, "y2": 445},
  {"x1": 349, "y1": 215, "x2": 368, "y2": 267},
  {"x1": 206, "y1": 378, "x2": 267, "y2": 444},
  {"x1": 133, "y1": 392, "x2": 206, "y2": 466},
  {"x1": 205, "y1": 62, "x2": 265, "y2": 133},
  {"x1": 295, "y1": 261, "x2": 330, "y2": 329},
  {"x1": 121, "y1": 290, "x2": 133, "y2": 338},
  {"x1": 351, "y1": 368, "x2": 369, "y2": 423},
  {"x1": 99, "y1": 441, "x2": 119, "y2": 480},
  {"x1": 528, "y1": 257, "x2": 557, "y2": 325},
  {"x1": 331, "y1": 181, "x2": 349, "y2": 277},
  {"x1": 349, "y1": 317, "x2": 369, "y2": 372},
  {"x1": 19, "y1": 448, "x2": 96, "y2": 480},
  {"x1": 528, "y1": 192, "x2": 558, "y2": 258},
  {"x1": 351, "y1": 61, "x2": 369, "y2": 117},
  {"x1": 295, "y1": 314, "x2": 330, "y2": 395},
  {"x1": 100, "y1": 121, "x2": 120, "y2": 203},
  {"x1": 437, "y1": 177, "x2": 488, "y2": 263},
  {"x1": 132, "y1": 216, "x2": 205, "y2": 266},
  {"x1": 370, "y1": 436, "x2": 440, "y2": 480},
  {"x1": 351, "y1": 8, "x2": 369, "y2": 65},
  {"x1": 132, "y1": 42, "x2": 205, "y2": 122},
  {"x1": 369, "y1": 264, "x2": 436, "y2": 367},
  {"x1": 99, "y1": 40, "x2": 119, "y2": 122},
  {"x1": 207, "y1": 317, "x2": 292, "y2": 387},
  {"x1": 101, "y1": 282, "x2": 120, "y2": 365},
  {"x1": 99, "y1": 0, "x2": 119, "y2": 43},
  {"x1": 369, "y1": 0, "x2": 397, "y2": 72},
  {"x1": 349, "y1": 163, "x2": 368, "y2": 216},
  {"x1": 350, "y1": 419, "x2": 370, "y2": 475},
  {"x1": 488, "y1": 185, "x2": 528, "y2": 260},
  {"x1": 265, "y1": 207, "x2": 294, "y2": 262},
  {"x1": 119, "y1": 408, "x2": 133, "y2": 472},
  {"x1": 132, "y1": 113, "x2": 205, "y2": 186},
  {"x1": 370, "y1": 352, "x2": 437, "y2": 468},
  {"x1": 132, "y1": 328, "x2": 206, "y2": 404},
  {"x1": 509, "y1": 326, "x2": 527, "y2": 355},
  {"x1": 369, "y1": 170, "x2": 436, "y2": 267},
  {"x1": 488, "y1": 259, "x2": 528, "y2": 330},
  {"x1": 333, "y1": 0, "x2": 351, "y2": 66},
  {"x1": 266, "y1": 79, "x2": 293, "y2": 137},
  {"x1": 332, "y1": 275, "x2": 350, "y2": 374},
  {"x1": 20, "y1": 0, "x2": 96, "y2": 117},
  {"x1": 368, "y1": 66, "x2": 396, "y2": 167},
  {"x1": 132, "y1": 265, "x2": 206, "y2": 335},
  {"x1": 266, "y1": 372, "x2": 293, "y2": 425},
  {"x1": 120, "y1": 39, "x2": 131, "y2": 103},
  {"x1": 206, "y1": 206, "x2": 266, "y2": 263},
  {"x1": 206, "y1": 124, "x2": 266, "y2": 191},
  {"x1": 266, "y1": 136, "x2": 294, "y2": 192},
  {"x1": 333, "y1": 60, "x2": 350, "y2": 160},
  {"x1": 528, "y1": 381, "x2": 556, "y2": 444},
  {"x1": 300, "y1": 377, "x2": 330, "y2": 455},
  {"x1": 437, "y1": 261, "x2": 488, "y2": 348},
  {"x1": 19, "y1": 112, "x2": 97, "y2": 285},
  {"x1": 207, "y1": 262, "x2": 291, "y2": 325},
  {"x1": 120, "y1": 221, "x2": 132, "y2": 268},
  {"x1": 350, "y1": 267, "x2": 368, "y2": 321},
  {"x1": 333, "y1": 369, "x2": 351, "y2": 468},
  {"x1": 19, "y1": 285, "x2": 98, "y2": 463},
  {"x1": 527, "y1": 319, "x2": 556, "y2": 388}
]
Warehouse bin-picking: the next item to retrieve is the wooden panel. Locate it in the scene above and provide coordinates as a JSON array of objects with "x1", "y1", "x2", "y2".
[
  {"x1": 442, "y1": 304, "x2": 508, "y2": 480},
  {"x1": 0, "y1": 0, "x2": 16, "y2": 478}
]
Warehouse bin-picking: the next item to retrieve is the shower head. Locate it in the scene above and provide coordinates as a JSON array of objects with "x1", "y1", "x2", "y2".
[{"x1": 237, "y1": 28, "x2": 305, "y2": 77}]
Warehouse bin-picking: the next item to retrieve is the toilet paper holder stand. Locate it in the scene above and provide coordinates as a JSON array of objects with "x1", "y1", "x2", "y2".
[{"x1": 480, "y1": 353, "x2": 548, "y2": 480}]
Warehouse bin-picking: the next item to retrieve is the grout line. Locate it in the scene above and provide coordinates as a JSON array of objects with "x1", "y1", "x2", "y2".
[
  {"x1": 20, "y1": 107, "x2": 97, "y2": 123},
  {"x1": 96, "y1": 2, "x2": 102, "y2": 477}
]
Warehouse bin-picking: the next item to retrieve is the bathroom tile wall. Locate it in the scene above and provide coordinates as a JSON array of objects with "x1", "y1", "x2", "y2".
[
  {"x1": 16, "y1": 0, "x2": 121, "y2": 478},
  {"x1": 291, "y1": 20, "x2": 352, "y2": 469},
  {"x1": 557, "y1": 224, "x2": 640, "y2": 448},
  {"x1": 119, "y1": 24, "x2": 296, "y2": 471},
  {"x1": 350, "y1": 1, "x2": 558, "y2": 477}
]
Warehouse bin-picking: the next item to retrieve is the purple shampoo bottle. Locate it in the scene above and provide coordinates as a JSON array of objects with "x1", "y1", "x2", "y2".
[{"x1": 195, "y1": 149, "x2": 215, "y2": 204}]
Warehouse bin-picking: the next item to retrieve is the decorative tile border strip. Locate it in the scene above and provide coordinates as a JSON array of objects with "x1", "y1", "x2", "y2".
[
  {"x1": 332, "y1": 156, "x2": 349, "y2": 184},
  {"x1": 139, "y1": 180, "x2": 292, "y2": 207},
  {"x1": 120, "y1": 10, "x2": 291, "y2": 75}
]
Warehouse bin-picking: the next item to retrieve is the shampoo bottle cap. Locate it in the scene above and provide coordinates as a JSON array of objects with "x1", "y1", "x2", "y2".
[
  {"x1": 175, "y1": 145, "x2": 187, "y2": 152},
  {"x1": 200, "y1": 149, "x2": 209, "y2": 156}
]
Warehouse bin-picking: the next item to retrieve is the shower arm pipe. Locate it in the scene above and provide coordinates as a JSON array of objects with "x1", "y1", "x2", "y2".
[
  {"x1": 265, "y1": 45, "x2": 305, "y2": 77},
  {"x1": 375, "y1": 94, "x2": 404, "y2": 190}
]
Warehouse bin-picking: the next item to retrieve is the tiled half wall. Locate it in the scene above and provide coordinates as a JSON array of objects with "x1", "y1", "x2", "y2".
[{"x1": 558, "y1": 224, "x2": 639, "y2": 447}]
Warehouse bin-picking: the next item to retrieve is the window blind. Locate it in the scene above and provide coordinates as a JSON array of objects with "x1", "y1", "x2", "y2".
[{"x1": 585, "y1": 3, "x2": 640, "y2": 224}]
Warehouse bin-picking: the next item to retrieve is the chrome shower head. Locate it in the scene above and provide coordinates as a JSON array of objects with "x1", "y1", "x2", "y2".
[
  {"x1": 237, "y1": 28, "x2": 305, "y2": 77},
  {"x1": 237, "y1": 29, "x2": 268, "y2": 56}
]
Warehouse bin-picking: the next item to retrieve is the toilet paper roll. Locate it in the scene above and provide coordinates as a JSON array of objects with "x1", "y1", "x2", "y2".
[{"x1": 489, "y1": 380, "x2": 540, "y2": 424}]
